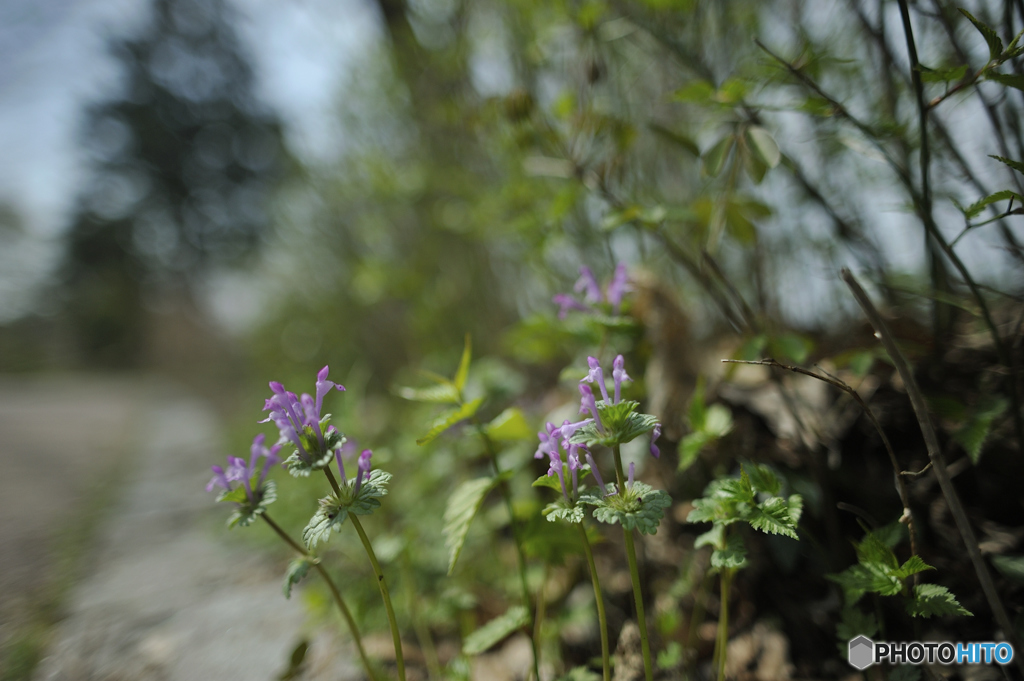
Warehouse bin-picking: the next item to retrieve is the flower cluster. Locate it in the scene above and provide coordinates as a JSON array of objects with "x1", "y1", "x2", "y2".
[
  {"x1": 553, "y1": 263, "x2": 631, "y2": 319},
  {"x1": 260, "y1": 365, "x2": 347, "y2": 475},
  {"x1": 576, "y1": 355, "x2": 661, "y2": 458},
  {"x1": 206, "y1": 434, "x2": 282, "y2": 526}
]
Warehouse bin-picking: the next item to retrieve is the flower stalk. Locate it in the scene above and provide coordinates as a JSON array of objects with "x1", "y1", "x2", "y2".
[
  {"x1": 577, "y1": 522, "x2": 611, "y2": 681},
  {"x1": 614, "y1": 445, "x2": 653, "y2": 681}
]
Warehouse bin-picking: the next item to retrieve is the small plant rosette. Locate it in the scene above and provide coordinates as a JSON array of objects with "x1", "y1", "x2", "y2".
[
  {"x1": 217, "y1": 479, "x2": 278, "y2": 528},
  {"x1": 568, "y1": 400, "x2": 660, "y2": 448},
  {"x1": 580, "y1": 481, "x2": 671, "y2": 535}
]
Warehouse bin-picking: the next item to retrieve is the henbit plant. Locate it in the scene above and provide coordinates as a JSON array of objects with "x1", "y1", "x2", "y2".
[
  {"x1": 206, "y1": 366, "x2": 402, "y2": 681},
  {"x1": 687, "y1": 463, "x2": 803, "y2": 681},
  {"x1": 565, "y1": 355, "x2": 670, "y2": 681}
]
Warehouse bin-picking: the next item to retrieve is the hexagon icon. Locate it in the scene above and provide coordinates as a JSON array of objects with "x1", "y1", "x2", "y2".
[{"x1": 848, "y1": 635, "x2": 874, "y2": 670}]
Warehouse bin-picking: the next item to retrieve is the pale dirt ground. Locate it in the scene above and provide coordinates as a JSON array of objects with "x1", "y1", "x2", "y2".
[{"x1": 0, "y1": 375, "x2": 360, "y2": 681}]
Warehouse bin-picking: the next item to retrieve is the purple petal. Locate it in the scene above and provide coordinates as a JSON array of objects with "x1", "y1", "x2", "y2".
[
  {"x1": 612, "y1": 355, "x2": 632, "y2": 404},
  {"x1": 552, "y1": 293, "x2": 588, "y2": 320},
  {"x1": 575, "y1": 266, "x2": 601, "y2": 303},
  {"x1": 582, "y1": 356, "x2": 610, "y2": 403},
  {"x1": 606, "y1": 262, "x2": 630, "y2": 312},
  {"x1": 650, "y1": 423, "x2": 661, "y2": 459},
  {"x1": 578, "y1": 384, "x2": 604, "y2": 433}
]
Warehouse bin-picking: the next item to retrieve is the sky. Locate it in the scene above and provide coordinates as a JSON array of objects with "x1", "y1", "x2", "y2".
[{"x1": 0, "y1": 0, "x2": 379, "y2": 321}]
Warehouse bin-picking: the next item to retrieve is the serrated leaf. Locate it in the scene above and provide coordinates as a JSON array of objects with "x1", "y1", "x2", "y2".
[
  {"x1": 873, "y1": 520, "x2": 906, "y2": 549},
  {"x1": 747, "y1": 126, "x2": 781, "y2": 169},
  {"x1": 961, "y1": 190, "x2": 1020, "y2": 219},
  {"x1": 991, "y1": 554, "x2": 1024, "y2": 584},
  {"x1": 703, "y1": 135, "x2": 735, "y2": 177},
  {"x1": 711, "y1": 533, "x2": 748, "y2": 569},
  {"x1": 444, "y1": 476, "x2": 502, "y2": 575},
  {"x1": 283, "y1": 557, "x2": 316, "y2": 599},
  {"x1": 748, "y1": 496, "x2": 799, "y2": 539},
  {"x1": 454, "y1": 334, "x2": 472, "y2": 392},
  {"x1": 485, "y1": 407, "x2": 532, "y2": 442},
  {"x1": 828, "y1": 564, "x2": 902, "y2": 604},
  {"x1": 397, "y1": 382, "x2": 460, "y2": 404},
  {"x1": 857, "y1": 531, "x2": 899, "y2": 570},
  {"x1": 417, "y1": 397, "x2": 484, "y2": 445},
  {"x1": 990, "y1": 154, "x2": 1024, "y2": 175},
  {"x1": 742, "y1": 462, "x2": 780, "y2": 496},
  {"x1": 954, "y1": 396, "x2": 1008, "y2": 464},
  {"x1": 894, "y1": 555, "x2": 935, "y2": 580},
  {"x1": 463, "y1": 606, "x2": 530, "y2": 655},
  {"x1": 906, "y1": 583, "x2": 972, "y2": 617},
  {"x1": 569, "y1": 407, "x2": 659, "y2": 448},
  {"x1": 303, "y1": 495, "x2": 348, "y2": 548},
  {"x1": 987, "y1": 70, "x2": 1024, "y2": 92},
  {"x1": 960, "y1": 8, "x2": 1003, "y2": 61}
]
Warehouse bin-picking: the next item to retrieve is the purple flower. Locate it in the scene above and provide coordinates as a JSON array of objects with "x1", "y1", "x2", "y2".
[
  {"x1": 628, "y1": 461, "x2": 635, "y2": 489},
  {"x1": 353, "y1": 449, "x2": 373, "y2": 496},
  {"x1": 585, "y1": 452, "x2": 608, "y2": 497},
  {"x1": 545, "y1": 446, "x2": 570, "y2": 504},
  {"x1": 206, "y1": 434, "x2": 281, "y2": 503},
  {"x1": 612, "y1": 354, "x2": 631, "y2": 404},
  {"x1": 582, "y1": 356, "x2": 611, "y2": 403},
  {"x1": 575, "y1": 266, "x2": 602, "y2": 303},
  {"x1": 650, "y1": 424, "x2": 661, "y2": 459},
  {"x1": 535, "y1": 422, "x2": 561, "y2": 460},
  {"x1": 606, "y1": 263, "x2": 630, "y2": 313},
  {"x1": 261, "y1": 366, "x2": 346, "y2": 464},
  {"x1": 578, "y1": 384, "x2": 604, "y2": 433},
  {"x1": 552, "y1": 262, "x2": 632, "y2": 319}
]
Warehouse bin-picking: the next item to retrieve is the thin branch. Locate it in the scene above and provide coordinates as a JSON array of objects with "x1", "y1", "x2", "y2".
[
  {"x1": 722, "y1": 357, "x2": 918, "y2": 569},
  {"x1": 840, "y1": 268, "x2": 1024, "y2": 678}
]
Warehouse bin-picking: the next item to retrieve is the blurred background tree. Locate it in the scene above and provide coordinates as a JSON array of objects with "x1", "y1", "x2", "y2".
[{"x1": 61, "y1": 0, "x2": 287, "y2": 368}]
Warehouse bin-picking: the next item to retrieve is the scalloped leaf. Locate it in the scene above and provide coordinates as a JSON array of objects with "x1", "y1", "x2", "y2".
[
  {"x1": 444, "y1": 475, "x2": 503, "y2": 575},
  {"x1": 906, "y1": 583, "x2": 972, "y2": 618},
  {"x1": 463, "y1": 606, "x2": 530, "y2": 656},
  {"x1": 417, "y1": 397, "x2": 484, "y2": 445},
  {"x1": 828, "y1": 563, "x2": 902, "y2": 604},
  {"x1": 283, "y1": 557, "x2": 316, "y2": 599},
  {"x1": 711, "y1": 533, "x2": 748, "y2": 570},
  {"x1": 226, "y1": 480, "x2": 277, "y2": 528},
  {"x1": 303, "y1": 495, "x2": 350, "y2": 548},
  {"x1": 544, "y1": 500, "x2": 586, "y2": 524},
  {"x1": 587, "y1": 482, "x2": 671, "y2": 535},
  {"x1": 569, "y1": 409, "x2": 659, "y2": 448},
  {"x1": 856, "y1": 531, "x2": 899, "y2": 570},
  {"x1": 283, "y1": 447, "x2": 335, "y2": 478},
  {"x1": 742, "y1": 462, "x2": 780, "y2": 496}
]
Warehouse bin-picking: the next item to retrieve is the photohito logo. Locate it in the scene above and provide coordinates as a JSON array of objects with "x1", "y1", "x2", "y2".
[{"x1": 847, "y1": 637, "x2": 1014, "y2": 669}]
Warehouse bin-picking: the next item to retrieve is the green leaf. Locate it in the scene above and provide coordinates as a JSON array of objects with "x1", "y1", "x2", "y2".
[
  {"x1": 443, "y1": 475, "x2": 503, "y2": 575},
  {"x1": 828, "y1": 563, "x2": 902, "y2": 603},
  {"x1": 688, "y1": 377, "x2": 708, "y2": 430},
  {"x1": 301, "y1": 470, "x2": 391, "y2": 548},
  {"x1": 397, "y1": 382, "x2": 460, "y2": 404},
  {"x1": 672, "y1": 80, "x2": 715, "y2": 103},
  {"x1": 954, "y1": 396, "x2": 1008, "y2": 464},
  {"x1": 303, "y1": 495, "x2": 348, "y2": 548},
  {"x1": 585, "y1": 483, "x2": 672, "y2": 534},
  {"x1": 648, "y1": 123, "x2": 700, "y2": 156},
  {"x1": 856, "y1": 531, "x2": 899, "y2": 570},
  {"x1": 991, "y1": 554, "x2": 1024, "y2": 584},
  {"x1": 703, "y1": 135, "x2": 735, "y2": 178},
  {"x1": 919, "y1": 63, "x2": 969, "y2": 83},
  {"x1": 906, "y1": 583, "x2": 972, "y2": 617},
  {"x1": 462, "y1": 606, "x2": 530, "y2": 655},
  {"x1": 225, "y1": 480, "x2": 277, "y2": 528},
  {"x1": 544, "y1": 500, "x2": 586, "y2": 524},
  {"x1": 694, "y1": 523, "x2": 725, "y2": 550},
  {"x1": 417, "y1": 397, "x2": 484, "y2": 445},
  {"x1": 985, "y1": 71, "x2": 1024, "y2": 92},
  {"x1": 836, "y1": 605, "x2": 878, "y2": 646},
  {"x1": 454, "y1": 334, "x2": 472, "y2": 392},
  {"x1": 894, "y1": 555, "x2": 935, "y2": 580},
  {"x1": 569, "y1": 407, "x2": 659, "y2": 448},
  {"x1": 746, "y1": 126, "x2": 781, "y2": 169},
  {"x1": 678, "y1": 432, "x2": 709, "y2": 472},
  {"x1": 990, "y1": 154, "x2": 1024, "y2": 175},
  {"x1": 960, "y1": 190, "x2": 1021, "y2": 219},
  {"x1": 742, "y1": 462, "x2": 781, "y2": 496},
  {"x1": 704, "y1": 404, "x2": 733, "y2": 438},
  {"x1": 658, "y1": 641, "x2": 684, "y2": 670},
  {"x1": 770, "y1": 333, "x2": 813, "y2": 364},
  {"x1": 710, "y1": 533, "x2": 749, "y2": 569},
  {"x1": 959, "y1": 8, "x2": 1003, "y2": 61},
  {"x1": 748, "y1": 496, "x2": 800, "y2": 539},
  {"x1": 485, "y1": 407, "x2": 532, "y2": 442},
  {"x1": 283, "y1": 557, "x2": 316, "y2": 599}
]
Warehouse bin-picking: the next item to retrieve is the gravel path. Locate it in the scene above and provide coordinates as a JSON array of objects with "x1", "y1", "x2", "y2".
[{"x1": 0, "y1": 376, "x2": 359, "y2": 681}]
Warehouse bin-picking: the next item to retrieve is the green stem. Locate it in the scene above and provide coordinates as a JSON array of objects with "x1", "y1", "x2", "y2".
[
  {"x1": 613, "y1": 446, "x2": 652, "y2": 681},
  {"x1": 476, "y1": 425, "x2": 541, "y2": 681},
  {"x1": 716, "y1": 569, "x2": 733, "y2": 681},
  {"x1": 577, "y1": 522, "x2": 611, "y2": 681},
  {"x1": 350, "y1": 514, "x2": 406, "y2": 681},
  {"x1": 261, "y1": 513, "x2": 379, "y2": 681}
]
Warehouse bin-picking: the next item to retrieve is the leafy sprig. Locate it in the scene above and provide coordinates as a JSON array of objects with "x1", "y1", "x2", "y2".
[{"x1": 302, "y1": 470, "x2": 392, "y2": 548}]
